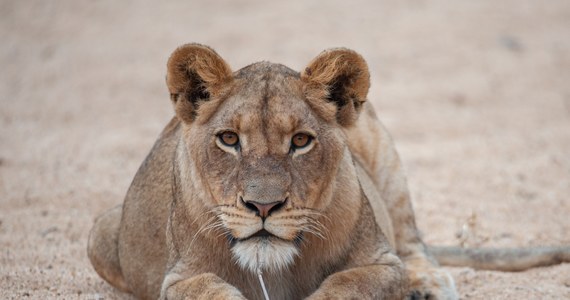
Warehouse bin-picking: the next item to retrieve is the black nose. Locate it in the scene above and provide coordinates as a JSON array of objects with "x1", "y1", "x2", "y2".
[{"x1": 243, "y1": 199, "x2": 286, "y2": 219}]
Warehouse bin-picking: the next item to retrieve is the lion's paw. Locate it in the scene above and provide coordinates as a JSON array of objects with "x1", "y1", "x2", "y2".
[{"x1": 406, "y1": 265, "x2": 458, "y2": 300}]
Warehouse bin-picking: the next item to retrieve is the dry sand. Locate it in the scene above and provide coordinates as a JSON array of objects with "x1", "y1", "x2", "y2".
[{"x1": 1, "y1": 0, "x2": 569, "y2": 299}]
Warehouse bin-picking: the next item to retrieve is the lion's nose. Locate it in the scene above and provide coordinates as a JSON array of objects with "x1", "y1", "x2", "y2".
[{"x1": 243, "y1": 199, "x2": 286, "y2": 219}]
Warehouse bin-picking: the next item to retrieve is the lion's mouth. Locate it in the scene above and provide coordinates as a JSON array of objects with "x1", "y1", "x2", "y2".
[
  {"x1": 236, "y1": 229, "x2": 280, "y2": 243},
  {"x1": 226, "y1": 229, "x2": 276, "y2": 246},
  {"x1": 249, "y1": 228, "x2": 273, "y2": 239},
  {"x1": 229, "y1": 228, "x2": 303, "y2": 247}
]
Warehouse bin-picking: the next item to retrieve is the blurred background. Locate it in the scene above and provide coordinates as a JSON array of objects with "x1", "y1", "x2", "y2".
[{"x1": 1, "y1": 0, "x2": 569, "y2": 298}]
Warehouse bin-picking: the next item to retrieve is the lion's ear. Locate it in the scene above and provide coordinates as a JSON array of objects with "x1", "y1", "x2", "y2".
[
  {"x1": 166, "y1": 43, "x2": 232, "y2": 123},
  {"x1": 301, "y1": 48, "x2": 370, "y2": 127}
]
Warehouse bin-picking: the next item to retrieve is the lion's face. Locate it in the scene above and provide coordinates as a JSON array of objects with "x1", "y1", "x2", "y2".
[
  {"x1": 166, "y1": 44, "x2": 370, "y2": 273},
  {"x1": 185, "y1": 64, "x2": 346, "y2": 272}
]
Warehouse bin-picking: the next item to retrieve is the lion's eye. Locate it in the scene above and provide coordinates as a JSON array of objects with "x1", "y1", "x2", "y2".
[
  {"x1": 218, "y1": 131, "x2": 239, "y2": 147},
  {"x1": 291, "y1": 133, "x2": 312, "y2": 149}
]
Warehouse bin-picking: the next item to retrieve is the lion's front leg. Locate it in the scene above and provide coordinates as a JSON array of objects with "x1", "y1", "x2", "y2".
[
  {"x1": 306, "y1": 253, "x2": 408, "y2": 300},
  {"x1": 160, "y1": 272, "x2": 246, "y2": 300}
]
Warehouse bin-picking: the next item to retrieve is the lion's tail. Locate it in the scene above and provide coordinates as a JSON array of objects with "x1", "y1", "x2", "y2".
[{"x1": 428, "y1": 246, "x2": 570, "y2": 272}]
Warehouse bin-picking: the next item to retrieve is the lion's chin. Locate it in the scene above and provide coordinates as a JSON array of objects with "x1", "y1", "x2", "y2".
[{"x1": 231, "y1": 237, "x2": 299, "y2": 273}]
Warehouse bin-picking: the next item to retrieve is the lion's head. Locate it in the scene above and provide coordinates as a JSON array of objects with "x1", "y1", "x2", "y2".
[{"x1": 166, "y1": 44, "x2": 370, "y2": 274}]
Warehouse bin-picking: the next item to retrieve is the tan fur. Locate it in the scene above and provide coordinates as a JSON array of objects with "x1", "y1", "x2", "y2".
[{"x1": 88, "y1": 43, "x2": 458, "y2": 299}]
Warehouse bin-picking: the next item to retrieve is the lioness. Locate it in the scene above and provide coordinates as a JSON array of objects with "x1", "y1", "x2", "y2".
[{"x1": 88, "y1": 43, "x2": 458, "y2": 299}]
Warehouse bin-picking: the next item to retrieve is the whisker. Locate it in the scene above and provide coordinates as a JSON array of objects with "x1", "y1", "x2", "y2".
[
  {"x1": 201, "y1": 221, "x2": 225, "y2": 236},
  {"x1": 307, "y1": 217, "x2": 330, "y2": 241},
  {"x1": 185, "y1": 207, "x2": 226, "y2": 253},
  {"x1": 269, "y1": 207, "x2": 332, "y2": 242},
  {"x1": 302, "y1": 224, "x2": 326, "y2": 240},
  {"x1": 187, "y1": 217, "x2": 217, "y2": 246},
  {"x1": 214, "y1": 228, "x2": 232, "y2": 241}
]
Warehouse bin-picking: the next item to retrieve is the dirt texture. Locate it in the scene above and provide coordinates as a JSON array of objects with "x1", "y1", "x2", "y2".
[{"x1": 1, "y1": 0, "x2": 569, "y2": 299}]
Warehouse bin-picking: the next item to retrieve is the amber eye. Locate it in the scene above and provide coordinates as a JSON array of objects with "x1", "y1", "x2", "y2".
[
  {"x1": 218, "y1": 131, "x2": 239, "y2": 147},
  {"x1": 291, "y1": 133, "x2": 312, "y2": 149}
]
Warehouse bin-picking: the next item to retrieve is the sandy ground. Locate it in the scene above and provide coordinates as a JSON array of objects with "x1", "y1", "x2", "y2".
[{"x1": 1, "y1": 0, "x2": 569, "y2": 299}]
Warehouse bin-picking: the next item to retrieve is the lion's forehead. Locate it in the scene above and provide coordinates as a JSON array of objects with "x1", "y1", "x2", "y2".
[
  {"x1": 234, "y1": 61, "x2": 300, "y2": 81},
  {"x1": 214, "y1": 67, "x2": 319, "y2": 136}
]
